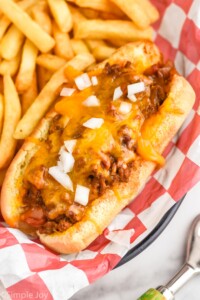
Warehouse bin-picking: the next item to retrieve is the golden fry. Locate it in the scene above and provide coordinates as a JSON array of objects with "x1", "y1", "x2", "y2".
[
  {"x1": 21, "y1": 71, "x2": 38, "y2": 114},
  {"x1": 0, "y1": 93, "x2": 3, "y2": 135},
  {"x1": 31, "y1": 4, "x2": 52, "y2": 35},
  {"x1": 93, "y1": 45, "x2": 116, "y2": 61},
  {"x1": 71, "y1": 39, "x2": 89, "y2": 55},
  {"x1": 107, "y1": 39, "x2": 127, "y2": 48},
  {"x1": 0, "y1": 75, "x2": 21, "y2": 168},
  {"x1": 0, "y1": 169, "x2": 7, "y2": 186},
  {"x1": 0, "y1": 53, "x2": 21, "y2": 76},
  {"x1": 110, "y1": 0, "x2": 159, "y2": 29},
  {"x1": 15, "y1": 39, "x2": 38, "y2": 93},
  {"x1": 0, "y1": 0, "x2": 55, "y2": 53},
  {"x1": 80, "y1": 8, "x2": 119, "y2": 20},
  {"x1": 69, "y1": 0, "x2": 124, "y2": 17},
  {"x1": 74, "y1": 19, "x2": 153, "y2": 41},
  {"x1": 68, "y1": 4, "x2": 86, "y2": 25},
  {"x1": 0, "y1": 25, "x2": 25, "y2": 60},
  {"x1": 33, "y1": 0, "x2": 48, "y2": 11},
  {"x1": 79, "y1": 7, "x2": 100, "y2": 19},
  {"x1": 14, "y1": 53, "x2": 95, "y2": 139},
  {"x1": 36, "y1": 54, "x2": 66, "y2": 72},
  {"x1": 0, "y1": 0, "x2": 37, "y2": 41},
  {"x1": 0, "y1": 76, "x2": 3, "y2": 94},
  {"x1": 53, "y1": 22, "x2": 74, "y2": 60},
  {"x1": 85, "y1": 39, "x2": 107, "y2": 51},
  {"x1": 47, "y1": 0, "x2": 72, "y2": 33},
  {"x1": 0, "y1": 16, "x2": 12, "y2": 42},
  {"x1": 37, "y1": 66, "x2": 53, "y2": 91}
]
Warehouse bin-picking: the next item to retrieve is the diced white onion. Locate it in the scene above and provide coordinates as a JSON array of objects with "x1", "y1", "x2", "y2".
[
  {"x1": 60, "y1": 87, "x2": 76, "y2": 97},
  {"x1": 113, "y1": 86, "x2": 123, "y2": 101},
  {"x1": 74, "y1": 184, "x2": 90, "y2": 206},
  {"x1": 59, "y1": 150, "x2": 75, "y2": 173},
  {"x1": 128, "y1": 94, "x2": 137, "y2": 102},
  {"x1": 127, "y1": 82, "x2": 145, "y2": 96},
  {"x1": 49, "y1": 166, "x2": 73, "y2": 191},
  {"x1": 75, "y1": 73, "x2": 91, "y2": 90},
  {"x1": 64, "y1": 139, "x2": 77, "y2": 153},
  {"x1": 59, "y1": 146, "x2": 65, "y2": 155},
  {"x1": 119, "y1": 102, "x2": 132, "y2": 114},
  {"x1": 82, "y1": 95, "x2": 100, "y2": 107},
  {"x1": 91, "y1": 76, "x2": 98, "y2": 86},
  {"x1": 83, "y1": 117, "x2": 104, "y2": 129}
]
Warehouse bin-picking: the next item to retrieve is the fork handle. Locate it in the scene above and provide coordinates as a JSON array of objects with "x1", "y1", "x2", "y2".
[
  {"x1": 137, "y1": 288, "x2": 166, "y2": 300},
  {"x1": 137, "y1": 263, "x2": 195, "y2": 300}
]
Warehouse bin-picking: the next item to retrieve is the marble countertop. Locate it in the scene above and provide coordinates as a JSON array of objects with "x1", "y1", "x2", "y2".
[{"x1": 71, "y1": 181, "x2": 200, "y2": 300}]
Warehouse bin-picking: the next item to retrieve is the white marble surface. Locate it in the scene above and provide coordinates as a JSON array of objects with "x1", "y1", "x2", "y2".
[{"x1": 71, "y1": 181, "x2": 200, "y2": 300}]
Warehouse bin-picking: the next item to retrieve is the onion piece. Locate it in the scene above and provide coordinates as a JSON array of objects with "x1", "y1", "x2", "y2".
[
  {"x1": 128, "y1": 94, "x2": 137, "y2": 102},
  {"x1": 64, "y1": 140, "x2": 77, "y2": 153},
  {"x1": 59, "y1": 146, "x2": 65, "y2": 155},
  {"x1": 127, "y1": 82, "x2": 145, "y2": 96},
  {"x1": 113, "y1": 86, "x2": 123, "y2": 101},
  {"x1": 74, "y1": 184, "x2": 90, "y2": 206},
  {"x1": 75, "y1": 73, "x2": 91, "y2": 90},
  {"x1": 49, "y1": 166, "x2": 73, "y2": 191},
  {"x1": 119, "y1": 102, "x2": 132, "y2": 114},
  {"x1": 83, "y1": 117, "x2": 104, "y2": 129},
  {"x1": 60, "y1": 87, "x2": 76, "y2": 97},
  {"x1": 59, "y1": 150, "x2": 75, "y2": 173},
  {"x1": 82, "y1": 95, "x2": 100, "y2": 107},
  {"x1": 91, "y1": 76, "x2": 98, "y2": 86}
]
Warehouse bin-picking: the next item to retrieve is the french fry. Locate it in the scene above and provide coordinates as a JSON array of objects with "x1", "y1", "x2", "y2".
[
  {"x1": 0, "y1": 93, "x2": 3, "y2": 135},
  {"x1": 0, "y1": 75, "x2": 21, "y2": 168},
  {"x1": 14, "y1": 53, "x2": 95, "y2": 139},
  {"x1": 0, "y1": 76, "x2": 3, "y2": 94},
  {"x1": 0, "y1": 0, "x2": 37, "y2": 41},
  {"x1": 47, "y1": 0, "x2": 72, "y2": 33},
  {"x1": 0, "y1": 16, "x2": 12, "y2": 42},
  {"x1": 74, "y1": 20, "x2": 153, "y2": 41},
  {"x1": 0, "y1": 25, "x2": 25, "y2": 60},
  {"x1": 21, "y1": 71, "x2": 38, "y2": 114},
  {"x1": 33, "y1": 0, "x2": 48, "y2": 11},
  {"x1": 80, "y1": 8, "x2": 121, "y2": 20},
  {"x1": 100, "y1": 12, "x2": 123, "y2": 20},
  {"x1": 79, "y1": 8, "x2": 100, "y2": 19},
  {"x1": 0, "y1": 53, "x2": 21, "y2": 76},
  {"x1": 69, "y1": 0, "x2": 125, "y2": 17},
  {"x1": 0, "y1": 0, "x2": 55, "y2": 53},
  {"x1": 53, "y1": 22, "x2": 74, "y2": 60},
  {"x1": 71, "y1": 39, "x2": 90, "y2": 55},
  {"x1": 31, "y1": 4, "x2": 52, "y2": 35},
  {"x1": 68, "y1": 4, "x2": 86, "y2": 25},
  {"x1": 107, "y1": 39, "x2": 127, "y2": 48},
  {"x1": 0, "y1": 169, "x2": 6, "y2": 186},
  {"x1": 110, "y1": 0, "x2": 159, "y2": 29},
  {"x1": 37, "y1": 66, "x2": 54, "y2": 91},
  {"x1": 36, "y1": 54, "x2": 66, "y2": 72},
  {"x1": 85, "y1": 39, "x2": 107, "y2": 51},
  {"x1": 93, "y1": 45, "x2": 116, "y2": 61},
  {"x1": 15, "y1": 39, "x2": 38, "y2": 93},
  {"x1": 139, "y1": 0, "x2": 160, "y2": 24}
]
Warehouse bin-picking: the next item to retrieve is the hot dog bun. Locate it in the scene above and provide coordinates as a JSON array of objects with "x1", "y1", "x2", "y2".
[{"x1": 1, "y1": 41, "x2": 195, "y2": 253}]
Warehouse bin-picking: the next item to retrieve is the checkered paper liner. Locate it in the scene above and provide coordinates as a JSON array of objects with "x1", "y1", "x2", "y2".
[{"x1": 1, "y1": 1, "x2": 200, "y2": 299}]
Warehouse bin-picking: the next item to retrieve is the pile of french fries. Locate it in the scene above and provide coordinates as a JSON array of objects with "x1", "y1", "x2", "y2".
[{"x1": 0, "y1": 0, "x2": 159, "y2": 187}]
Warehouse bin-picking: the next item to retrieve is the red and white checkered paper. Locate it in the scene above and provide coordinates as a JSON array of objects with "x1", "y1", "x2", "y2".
[{"x1": 1, "y1": 1, "x2": 200, "y2": 299}]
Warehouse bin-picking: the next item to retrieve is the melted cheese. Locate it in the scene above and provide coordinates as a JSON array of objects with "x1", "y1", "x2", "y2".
[{"x1": 137, "y1": 136, "x2": 165, "y2": 166}]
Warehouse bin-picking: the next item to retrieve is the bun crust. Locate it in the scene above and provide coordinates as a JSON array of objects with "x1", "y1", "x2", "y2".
[{"x1": 1, "y1": 42, "x2": 195, "y2": 253}]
